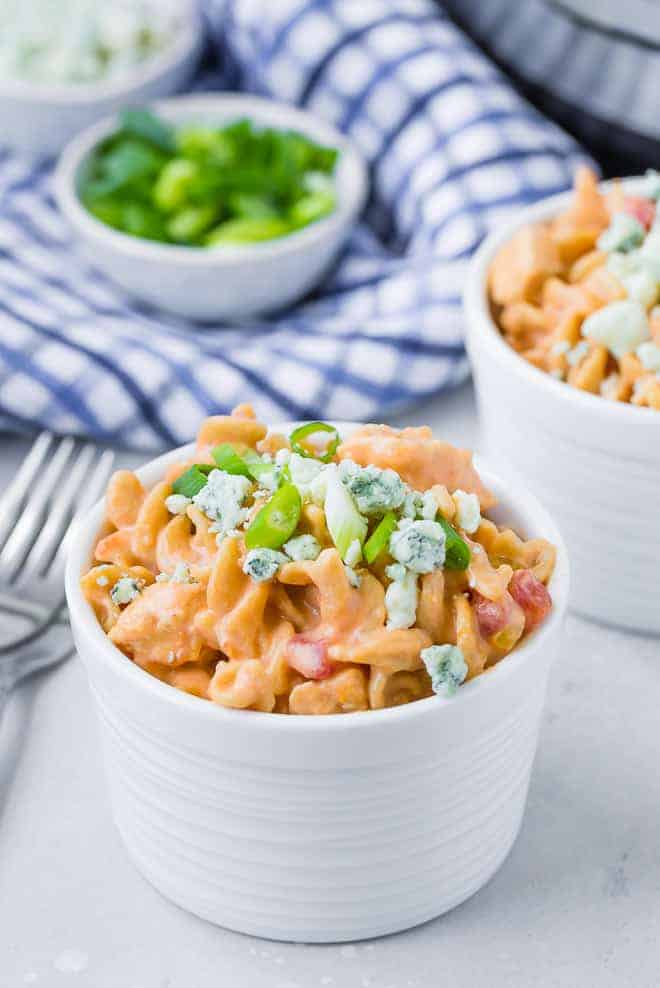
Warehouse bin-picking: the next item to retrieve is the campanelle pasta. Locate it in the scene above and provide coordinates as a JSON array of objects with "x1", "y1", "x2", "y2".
[
  {"x1": 82, "y1": 407, "x2": 555, "y2": 714},
  {"x1": 489, "y1": 167, "x2": 660, "y2": 409}
]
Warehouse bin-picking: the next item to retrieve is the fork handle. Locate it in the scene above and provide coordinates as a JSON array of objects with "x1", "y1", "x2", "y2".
[{"x1": 0, "y1": 633, "x2": 74, "y2": 722}]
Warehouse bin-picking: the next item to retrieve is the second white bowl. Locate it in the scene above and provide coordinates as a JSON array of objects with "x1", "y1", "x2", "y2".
[
  {"x1": 54, "y1": 95, "x2": 368, "y2": 321},
  {"x1": 464, "y1": 179, "x2": 660, "y2": 633},
  {"x1": 0, "y1": 1, "x2": 201, "y2": 157},
  {"x1": 64, "y1": 426, "x2": 568, "y2": 942}
]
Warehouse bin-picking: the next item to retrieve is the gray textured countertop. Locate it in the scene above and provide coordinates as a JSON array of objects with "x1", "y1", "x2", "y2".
[{"x1": 2, "y1": 383, "x2": 659, "y2": 988}]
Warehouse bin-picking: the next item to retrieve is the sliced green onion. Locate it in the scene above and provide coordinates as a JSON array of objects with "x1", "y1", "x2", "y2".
[
  {"x1": 363, "y1": 511, "x2": 398, "y2": 564},
  {"x1": 212, "y1": 443, "x2": 253, "y2": 477},
  {"x1": 206, "y1": 217, "x2": 291, "y2": 245},
  {"x1": 289, "y1": 421, "x2": 339, "y2": 463},
  {"x1": 211, "y1": 443, "x2": 281, "y2": 489},
  {"x1": 437, "y1": 515, "x2": 471, "y2": 571},
  {"x1": 153, "y1": 158, "x2": 199, "y2": 211},
  {"x1": 119, "y1": 108, "x2": 176, "y2": 153},
  {"x1": 324, "y1": 469, "x2": 367, "y2": 560},
  {"x1": 171, "y1": 464, "x2": 213, "y2": 498},
  {"x1": 289, "y1": 191, "x2": 335, "y2": 228},
  {"x1": 245, "y1": 483, "x2": 301, "y2": 550},
  {"x1": 167, "y1": 204, "x2": 217, "y2": 243},
  {"x1": 242, "y1": 448, "x2": 281, "y2": 487}
]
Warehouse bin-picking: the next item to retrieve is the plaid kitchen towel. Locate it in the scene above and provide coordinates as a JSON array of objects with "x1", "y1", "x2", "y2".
[{"x1": 0, "y1": 0, "x2": 591, "y2": 449}]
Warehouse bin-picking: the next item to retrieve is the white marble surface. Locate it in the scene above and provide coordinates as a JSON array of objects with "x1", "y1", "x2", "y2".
[{"x1": 2, "y1": 383, "x2": 659, "y2": 988}]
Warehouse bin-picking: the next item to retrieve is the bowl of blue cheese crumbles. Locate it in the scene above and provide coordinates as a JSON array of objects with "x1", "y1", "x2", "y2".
[{"x1": 0, "y1": 0, "x2": 201, "y2": 156}]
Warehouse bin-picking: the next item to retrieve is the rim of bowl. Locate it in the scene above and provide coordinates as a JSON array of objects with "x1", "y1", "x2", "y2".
[
  {"x1": 64, "y1": 422, "x2": 570, "y2": 733},
  {"x1": 464, "y1": 176, "x2": 660, "y2": 429},
  {"x1": 0, "y1": 0, "x2": 201, "y2": 106},
  {"x1": 53, "y1": 94, "x2": 369, "y2": 265}
]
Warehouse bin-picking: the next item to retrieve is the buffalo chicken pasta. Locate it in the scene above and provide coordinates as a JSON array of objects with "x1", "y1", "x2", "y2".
[
  {"x1": 82, "y1": 407, "x2": 555, "y2": 714},
  {"x1": 489, "y1": 167, "x2": 660, "y2": 409}
]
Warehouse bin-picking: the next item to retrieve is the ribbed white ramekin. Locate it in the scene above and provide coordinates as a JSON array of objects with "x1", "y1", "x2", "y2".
[
  {"x1": 464, "y1": 180, "x2": 660, "y2": 634},
  {"x1": 64, "y1": 429, "x2": 568, "y2": 942}
]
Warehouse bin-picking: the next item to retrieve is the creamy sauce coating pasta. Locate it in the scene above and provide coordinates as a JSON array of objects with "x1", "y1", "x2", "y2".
[{"x1": 82, "y1": 407, "x2": 555, "y2": 714}]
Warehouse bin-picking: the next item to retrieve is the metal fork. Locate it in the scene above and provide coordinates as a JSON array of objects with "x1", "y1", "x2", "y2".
[{"x1": 0, "y1": 432, "x2": 114, "y2": 651}]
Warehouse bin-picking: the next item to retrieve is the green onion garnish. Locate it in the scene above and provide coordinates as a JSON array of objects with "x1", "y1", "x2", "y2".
[
  {"x1": 363, "y1": 511, "x2": 398, "y2": 564},
  {"x1": 324, "y1": 469, "x2": 367, "y2": 560},
  {"x1": 289, "y1": 421, "x2": 339, "y2": 463},
  {"x1": 119, "y1": 108, "x2": 176, "y2": 153},
  {"x1": 211, "y1": 443, "x2": 281, "y2": 489},
  {"x1": 171, "y1": 464, "x2": 213, "y2": 498},
  {"x1": 245, "y1": 483, "x2": 302, "y2": 550},
  {"x1": 212, "y1": 443, "x2": 253, "y2": 477},
  {"x1": 437, "y1": 515, "x2": 471, "y2": 570},
  {"x1": 242, "y1": 448, "x2": 281, "y2": 487}
]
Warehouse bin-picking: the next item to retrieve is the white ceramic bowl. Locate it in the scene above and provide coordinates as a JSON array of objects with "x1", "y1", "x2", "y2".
[
  {"x1": 0, "y1": 1, "x2": 201, "y2": 158},
  {"x1": 53, "y1": 95, "x2": 368, "y2": 320},
  {"x1": 64, "y1": 424, "x2": 568, "y2": 942},
  {"x1": 464, "y1": 179, "x2": 660, "y2": 633}
]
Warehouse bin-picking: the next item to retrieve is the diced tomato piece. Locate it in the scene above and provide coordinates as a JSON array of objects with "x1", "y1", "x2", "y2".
[
  {"x1": 473, "y1": 592, "x2": 510, "y2": 639},
  {"x1": 509, "y1": 570, "x2": 552, "y2": 630},
  {"x1": 286, "y1": 635, "x2": 334, "y2": 680},
  {"x1": 624, "y1": 196, "x2": 656, "y2": 230}
]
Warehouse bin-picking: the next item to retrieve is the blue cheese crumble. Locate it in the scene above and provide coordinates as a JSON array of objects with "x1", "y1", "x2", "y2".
[
  {"x1": 637, "y1": 230, "x2": 660, "y2": 278},
  {"x1": 639, "y1": 169, "x2": 660, "y2": 201},
  {"x1": 283, "y1": 534, "x2": 321, "y2": 561},
  {"x1": 156, "y1": 562, "x2": 194, "y2": 584},
  {"x1": 566, "y1": 340, "x2": 590, "y2": 366},
  {"x1": 389, "y1": 519, "x2": 445, "y2": 573},
  {"x1": 419, "y1": 490, "x2": 438, "y2": 520},
  {"x1": 421, "y1": 644, "x2": 468, "y2": 697},
  {"x1": 597, "y1": 212, "x2": 645, "y2": 254},
  {"x1": 401, "y1": 491, "x2": 421, "y2": 518},
  {"x1": 0, "y1": 0, "x2": 178, "y2": 86},
  {"x1": 620, "y1": 267, "x2": 658, "y2": 309},
  {"x1": 342, "y1": 463, "x2": 406, "y2": 515},
  {"x1": 192, "y1": 469, "x2": 252, "y2": 535},
  {"x1": 243, "y1": 548, "x2": 287, "y2": 582},
  {"x1": 385, "y1": 568, "x2": 418, "y2": 629},
  {"x1": 288, "y1": 453, "x2": 324, "y2": 500},
  {"x1": 110, "y1": 577, "x2": 142, "y2": 606},
  {"x1": 165, "y1": 493, "x2": 191, "y2": 515},
  {"x1": 637, "y1": 341, "x2": 660, "y2": 372},
  {"x1": 452, "y1": 490, "x2": 480, "y2": 534},
  {"x1": 385, "y1": 562, "x2": 407, "y2": 582},
  {"x1": 581, "y1": 300, "x2": 649, "y2": 359}
]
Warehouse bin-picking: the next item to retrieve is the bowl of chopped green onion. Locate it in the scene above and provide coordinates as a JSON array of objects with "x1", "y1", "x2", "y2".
[
  {"x1": 54, "y1": 94, "x2": 368, "y2": 320},
  {"x1": 0, "y1": 0, "x2": 201, "y2": 157}
]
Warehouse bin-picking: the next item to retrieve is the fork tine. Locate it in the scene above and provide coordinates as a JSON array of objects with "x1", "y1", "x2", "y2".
[
  {"x1": 0, "y1": 437, "x2": 75, "y2": 577},
  {"x1": 51, "y1": 448, "x2": 115, "y2": 570},
  {"x1": 0, "y1": 432, "x2": 53, "y2": 550},
  {"x1": 21, "y1": 443, "x2": 97, "y2": 578}
]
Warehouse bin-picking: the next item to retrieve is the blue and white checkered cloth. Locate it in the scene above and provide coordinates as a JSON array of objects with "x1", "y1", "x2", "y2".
[{"x1": 0, "y1": 0, "x2": 592, "y2": 449}]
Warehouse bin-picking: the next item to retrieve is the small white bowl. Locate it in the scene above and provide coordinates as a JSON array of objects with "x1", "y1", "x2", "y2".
[
  {"x1": 53, "y1": 95, "x2": 368, "y2": 320},
  {"x1": 0, "y1": 1, "x2": 202, "y2": 158},
  {"x1": 464, "y1": 178, "x2": 660, "y2": 633},
  {"x1": 64, "y1": 423, "x2": 569, "y2": 942}
]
